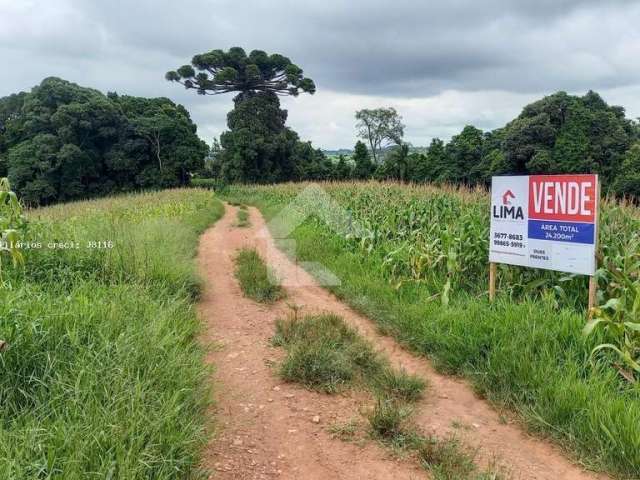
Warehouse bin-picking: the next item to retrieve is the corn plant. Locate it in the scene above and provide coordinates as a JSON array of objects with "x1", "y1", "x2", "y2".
[
  {"x1": 583, "y1": 235, "x2": 640, "y2": 381},
  {"x1": 0, "y1": 177, "x2": 25, "y2": 277}
]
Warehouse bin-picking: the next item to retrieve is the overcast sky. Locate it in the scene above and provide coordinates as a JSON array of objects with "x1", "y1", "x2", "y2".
[{"x1": 2, "y1": 0, "x2": 640, "y2": 149}]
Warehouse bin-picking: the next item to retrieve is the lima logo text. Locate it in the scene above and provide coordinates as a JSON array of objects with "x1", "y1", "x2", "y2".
[{"x1": 493, "y1": 189, "x2": 524, "y2": 220}]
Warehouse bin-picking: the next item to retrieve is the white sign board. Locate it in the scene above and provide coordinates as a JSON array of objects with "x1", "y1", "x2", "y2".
[{"x1": 489, "y1": 174, "x2": 598, "y2": 276}]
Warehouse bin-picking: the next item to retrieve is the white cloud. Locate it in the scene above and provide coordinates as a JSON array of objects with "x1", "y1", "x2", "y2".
[{"x1": 281, "y1": 89, "x2": 541, "y2": 148}]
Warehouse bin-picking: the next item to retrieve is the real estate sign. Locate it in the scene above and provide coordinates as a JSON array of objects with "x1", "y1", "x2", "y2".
[{"x1": 489, "y1": 174, "x2": 598, "y2": 276}]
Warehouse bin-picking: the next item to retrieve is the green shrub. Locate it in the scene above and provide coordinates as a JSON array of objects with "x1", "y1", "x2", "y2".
[
  {"x1": 367, "y1": 398, "x2": 406, "y2": 440},
  {"x1": 235, "y1": 209, "x2": 250, "y2": 227},
  {"x1": 190, "y1": 178, "x2": 223, "y2": 190}
]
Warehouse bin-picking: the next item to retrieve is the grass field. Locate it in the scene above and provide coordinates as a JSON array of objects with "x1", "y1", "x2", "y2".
[
  {"x1": 223, "y1": 181, "x2": 640, "y2": 479},
  {"x1": 0, "y1": 189, "x2": 223, "y2": 479}
]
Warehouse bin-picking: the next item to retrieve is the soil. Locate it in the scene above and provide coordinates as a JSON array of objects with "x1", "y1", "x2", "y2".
[{"x1": 197, "y1": 203, "x2": 610, "y2": 480}]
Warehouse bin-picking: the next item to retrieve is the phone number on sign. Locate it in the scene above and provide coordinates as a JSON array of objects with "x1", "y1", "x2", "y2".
[{"x1": 492, "y1": 232, "x2": 524, "y2": 248}]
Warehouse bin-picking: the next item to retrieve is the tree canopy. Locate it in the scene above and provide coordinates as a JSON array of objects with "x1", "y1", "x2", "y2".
[
  {"x1": 352, "y1": 140, "x2": 374, "y2": 179},
  {"x1": 0, "y1": 77, "x2": 206, "y2": 205},
  {"x1": 613, "y1": 142, "x2": 640, "y2": 198},
  {"x1": 169, "y1": 47, "x2": 327, "y2": 184},
  {"x1": 218, "y1": 92, "x2": 300, "y2": 183},
  {"x1": 502, "y1": 91, "x2": 634, "y2": 185},
  {"x1": 355, "y1": 107, "x2": 405, "y2": 165},
  {"x1": 166, "y1": 47, "x2": 316, "y2": 100}
]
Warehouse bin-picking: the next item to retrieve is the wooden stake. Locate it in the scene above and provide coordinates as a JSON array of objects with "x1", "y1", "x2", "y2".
[
  {"x1": 489, "y1": 262, "x2": 497, "y2": 303},
  {"x1": 588, "y1": 276, "x2": 597, "y2": 316},
  {"x1": 588, "y1": 176, "x2": 600, "y2": 319}
]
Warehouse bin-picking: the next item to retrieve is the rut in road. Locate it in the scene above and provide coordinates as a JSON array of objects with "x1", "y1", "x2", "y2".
[{"x1": 197, "y1": 203, "x2": 609, "y2": 480}]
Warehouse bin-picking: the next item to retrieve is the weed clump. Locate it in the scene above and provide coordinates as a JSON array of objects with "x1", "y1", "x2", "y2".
[
  {"x1": 234, "y1": 208, "x2": 250, "y2": 227},
  {"x1": 367, "y1": 398, "x2": 406, "y2": 439},
  {"x1": 274, "y1": 313, "x2": 426, "y2": 397},
  {"x1": 274, "y1": 313, "x2": 383, "y2": 393},
  {"x1": 234, "y1": 248, "x2": 284, "y2": 303},
  {"x1": 373, "y1": 366, "x2": 426, "y2": 402},
  {"x1": 417, "y1": 436, "x2": 476, "y2": 479}
]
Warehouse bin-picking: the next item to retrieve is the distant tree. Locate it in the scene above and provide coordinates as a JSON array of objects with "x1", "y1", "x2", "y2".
[
  {"x1": 200, "y1": 138, "x2": 223, "y2": 178},
  {"x1": 166, "y1": 47, "x2": 315, "y2": 100},
  {"x1": 218, "y1": 92, "x2": 299, "y2": 183},
  {"x1": 443, "y1": 126, "x2": 484, "y2": 184},
  {"x1": 393, "y1": 144, "x2": 411, "y2": 181},
  {"x1": 167, "y1": 48, "x2": 317, "y2": 183},
  {"x1": 355, "y1": 107, "x2": 404, "y2": 164},
  {"x1": 0, "y1": 91, "x2": 29, "y2": 176},
  {"x1": 405, "y1": 152, "x2": 428, "y2": 183},
  {"x1": 420, "y1": 138, "x2": 448, "y2": 183},
  {"x1": 333, "y1": 155, "x2": 352, "y2": 180},
  {"x1": 613, "y1": 142, "x2": 640, "y2": 198},
  {"x1": 468, "y1": 128, "x2": 506, "y2": 185},
  {"x1": 292, "y1": 141, "x2": 333, "y2": 181},
  {"x1": 6, "y1": 134, "x2": 59, "y2": 205},
  {"x1": 115, "y1": 95, "x2": 207, "y2": 185},
  {"x1": 0, "y1": 92, "x2": 26, "y2": 138},
  {"x1": 374, "y1": 144, "x2": 410, "y2": 181},
  {"x1": 352, "y1": 140, "x2": 374, "y2": 179}
]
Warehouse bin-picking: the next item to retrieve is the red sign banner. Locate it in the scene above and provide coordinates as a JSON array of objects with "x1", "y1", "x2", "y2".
[{"x1": 528, "y1": 174, "x2": 597, "y2": 223}]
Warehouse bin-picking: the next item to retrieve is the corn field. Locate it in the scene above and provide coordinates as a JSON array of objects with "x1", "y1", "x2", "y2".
[{"x1": 226, "y1": 181, "x2": 640, "y2": 308}]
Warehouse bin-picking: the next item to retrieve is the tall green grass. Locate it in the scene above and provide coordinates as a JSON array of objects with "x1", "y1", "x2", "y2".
[
  {"x1": 0, "y1": 189, "x2": 223, "y2": 479},
  {"x1": 223, "y1": 181, "x2": 640, "y2": 479}
]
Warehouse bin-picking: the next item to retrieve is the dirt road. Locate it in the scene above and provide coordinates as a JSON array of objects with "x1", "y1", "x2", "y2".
[{"x1": 197, "y1": 203, "x2": 608, "y2": 480}]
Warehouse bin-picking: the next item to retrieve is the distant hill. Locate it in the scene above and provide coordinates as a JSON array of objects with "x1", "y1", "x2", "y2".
[{"x1": 323, "y1": 149, "x2": 353, "y2": 157}]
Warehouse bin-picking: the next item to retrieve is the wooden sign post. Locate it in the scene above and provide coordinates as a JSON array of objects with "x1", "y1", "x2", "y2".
[
  {"x1": 489, "y1": 262, "x2": 496, "y2": 303},
  {"x1": 588, "y1": 277, "x2": 597, "y2": 312},
  {"x1": 587, "y1": 178, "x2": 600, "y2": 316}
]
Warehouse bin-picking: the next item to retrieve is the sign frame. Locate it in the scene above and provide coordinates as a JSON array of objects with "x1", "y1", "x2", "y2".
[{"x1": 487, "y1": 174, "x2": 600, "y2": 311}]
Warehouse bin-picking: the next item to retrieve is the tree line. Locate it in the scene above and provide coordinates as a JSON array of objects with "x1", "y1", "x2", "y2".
[
  {"x1": 200, "y1": 88, "x2": 640, "y2": 198},
  {"x1": 0, "y1": 77, "x2": 206, "y2": 205},
  {"x1": 168, "y1": 48, "x2": 638, "y2": 197},
  {"x1": 351, "y1": 91, "x2": 640, "y2": 198},
  {"x1": 2, "y1": 47, "x2": 640, "y2": 205}
]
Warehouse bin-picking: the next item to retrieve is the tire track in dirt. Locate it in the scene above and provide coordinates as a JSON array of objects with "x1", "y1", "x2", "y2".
[{"x1": 197, "y1": 204, "x2": 609, "y2": 480}]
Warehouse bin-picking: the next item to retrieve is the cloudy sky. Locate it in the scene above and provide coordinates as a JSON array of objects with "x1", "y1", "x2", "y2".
[{"x1": 1, "y1": 0, "x2": 640, "y2": 148}]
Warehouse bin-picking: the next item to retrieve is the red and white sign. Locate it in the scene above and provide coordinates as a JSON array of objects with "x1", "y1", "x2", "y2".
[{"x1": 490, "y1": 174, "x2": 598, "y2": 276}]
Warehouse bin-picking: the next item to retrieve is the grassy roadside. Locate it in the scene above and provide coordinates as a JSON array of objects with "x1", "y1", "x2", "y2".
[
  {"x1": 0, "y1": 189, "x2": 224, "y2": 479},
  {"x1": 223, "y1": 186, "x2": 640, "y2": 479}
]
